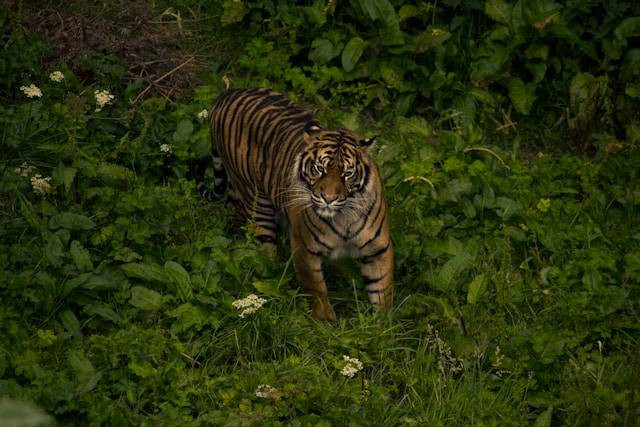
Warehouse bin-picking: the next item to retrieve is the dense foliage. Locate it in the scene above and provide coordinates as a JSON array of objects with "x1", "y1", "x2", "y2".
[{"x1": 1, "y1": 1, "x2": 639, "y2": 425}]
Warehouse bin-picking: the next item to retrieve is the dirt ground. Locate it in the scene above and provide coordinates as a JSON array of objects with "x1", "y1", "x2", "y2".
[{"x1": 5, "y1": 0, "x2": 207, "y2": 101}]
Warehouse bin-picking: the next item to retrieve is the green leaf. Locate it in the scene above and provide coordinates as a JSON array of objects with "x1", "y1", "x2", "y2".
[
  {"x1": 533, "y1": 407, "x2": 553, "y2": 427},
  {"x1": 83, "y1": 303, "x2": 123, "y2": 324},
  {"x1": 68, "y1": 350, "x2": 101, "y2": 394},
  {"x1": 121, "y1": 262, "x2": 170, "y2": 284},
  {"x1": 221, "y1": 0, "x2": 247, "y2": 25},
  {"x1": 437, "y1": 252, "x2": 474, "y2": 291},
  {"x1": 70, "y1": 240, "x2": 93, "y2": 272},
  {"x1": 49, "y1": 212, "x2": 96, "y2": 230},
  {"x1": 614, "y1": 17, "x2": 640, "y2": 40},
  {"x1": 45, "y1": 234, "x2": 65, "y2": 267},
  {"x1": 308, "y1": 38, "x2": 342, "y2": 64},
  {"x1": 60, "y1": 310, "x2": 81, "y2": 337},
  {"x1": 358, "y1": 0, "x2": 404, "y2": 45},
  {"x1": 414, "y1": 28, "x2": 451, "y2": 53},
  {"x1": 341, "y1": 37, "x2": 365, "y2": 72},
  {"x1": 467, "y1": 274, "x2": 488, "y2": 304},
  {"x1": 129, "y1": 286, "x2": 163, "y2": 310},
  {"x1": 485, "y1": 0, "x2": 512, "y2": 25},
  {"x1": 164, "y1": 261, "x2": 193, "y2": 302},
  {"x1": 507, "y1": 77, "x2": 537, "y2": 115},
  {"x1": 52, "y1": 163, "x2": 77, "y2": 192},
  {"x1": 96, "y1": 162, "x2": 134, "y2": 183}
]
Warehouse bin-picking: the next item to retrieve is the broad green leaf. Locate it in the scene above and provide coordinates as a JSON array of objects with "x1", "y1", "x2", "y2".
[
  {"x1": 398, "y1": 4, "x2": 418, "y2": 21},
  {"x1": 485, "y1": 0, "x2": 512, "y2": 25},
  {"x1": 45, "y1": 234, "x2": 65, "y2": 267},
  {"x1": 70, "y1": 240, "x2": 92, "y2": 272},
  {"x1": 68, "y1": 350, "x2": 101, "y2": 394},
  {"x1": 83, "y1": 303, "x2": 123, "y2": 324},
  {"x1": 414, "y1": 28, "x2": 451, "y2": 53},
  {"x1": 164, "y1": 261, "x2": 193, "y2": 302},
  {"x1": 626, "y1": 83, "x2": 640, "y2": 100},
  {"x1": 342, "y1": 37, "x2": 365, "y2": 72},
  {"x1": 173, "y1": 118, "x2": 194, "y2": 142},
  {"x1": 396, "y1": 116, "x2": 432, "y2": 138},
  {"x1": 379, "y1": 62, "x2": 404, "y2": 88},
  {"x1": 308, "y1": 38, "x2": 342, "y2": 64},
  {"x1": 614, "y1": 17, "x2": 640, "y2": 40},
  {"x1": 494, "y1": 196, "x2": 522, "y2": 220},
  {"x1": 221, "y1": 0, "x2": 246, "y2": 25},
  {"x1": 621, "y1": 49, "x2": 640, "y2": 80},
  {"x1": 52, "y1": 163, "x2": 77, "y2": 192},
  {"x1": 467, "y1": 274, "x2": 488, "y2": 304},
  {"x1": 358, "y1": 0, "x2": 404, "y2": 45},
  {"x1": 128, "y1": 360, "x2": 156, "y2": 378},
  {"x1": 96, "y1": 162, "x2": 134, "y2": 182},
  {"x1": 437, "y1": 251, "x2": 474, "y2": 291},
  {"x1": 507, "y1": 77, "x2": 537, "y2": 115},
  {"x1": 60, "y1": 310, "x2": 81, "y2": 337},
  {"x1": 129, "y1": 286, "x2": 163, "y2": 310},
  {"x1": 533, "y1": 407, "x2": 554, "y2": 427},
  {"x1": 49, "y1": 212, "x2": 96, "y2": 230},
  {"x1": 121, "y1": 262, "x2": 170, "y2": 284}
]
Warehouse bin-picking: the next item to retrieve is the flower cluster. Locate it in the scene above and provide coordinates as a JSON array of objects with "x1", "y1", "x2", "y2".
[
  {"x1": 160, "y1": 144, "x2": 172, "y2": 154},
  {"x1": 340, "y1": 355, "x2": 364, "y2": 378},
  {"x1": 49, "y1": 71, "x2": 64, "y2": 82},
  {"x1": 94, "y1": 89, "x2": 114, "y2": 111},
  {"x1": 254, "y1": 384, "x2": 281, "y2": 400},
  {"x1": 30, "y1": 174, "x2": 53, "y2": 196},
  {"x1": 232, "y1": 294, "x2": 267, "y2": 318},
  {"x1": 197, "y1": 109, "x2": 209, "y2": 119},
  {"x1": 20, "y1": 84, "x2": 43, "y2": 98},
  {"x1": 14, "y1": 162, "x2": 36, "y2": 177}
]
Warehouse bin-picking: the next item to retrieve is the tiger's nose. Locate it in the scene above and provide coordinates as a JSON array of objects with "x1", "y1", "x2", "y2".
[{"x1": 320, "y1": 193, "x2": 339, "y2": 204}]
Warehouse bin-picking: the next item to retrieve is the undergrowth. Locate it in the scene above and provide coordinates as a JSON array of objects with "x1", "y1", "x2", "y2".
[{"x1": 1, "y1": 1, "x2": 639, "y2": 426}]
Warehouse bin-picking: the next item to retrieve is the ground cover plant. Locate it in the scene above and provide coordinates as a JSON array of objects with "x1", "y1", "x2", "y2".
[{"x1": 1, "y1": 0, "x2": 639, "y2": 425}]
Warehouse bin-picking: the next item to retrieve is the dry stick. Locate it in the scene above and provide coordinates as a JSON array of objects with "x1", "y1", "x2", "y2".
[
  {"x1": 463, "y1": 147, "x2": 510, "y2": 170},
  {"x1": 131, "y1": 56, "x2": 194, "y2": 104}
]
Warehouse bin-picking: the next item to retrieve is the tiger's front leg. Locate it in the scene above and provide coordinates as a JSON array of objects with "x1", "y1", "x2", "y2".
[
  {"x1": 290, "y1": 230, "x2": 336, "y2": 321},
  {"x1": 361, "y1": 239, "x2": 394, "y2": 313}
]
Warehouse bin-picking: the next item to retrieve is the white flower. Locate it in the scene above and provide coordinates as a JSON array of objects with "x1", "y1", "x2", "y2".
[
  {"x1": 255, "y1": 384, "x2": 281, "y2": 400},
  {"x1": 94, "y1": 89, "x2": 114, "y2": 111},
  {"x1": 160, "y1": 144, "x2": 172, "y2": 153},
  {"x1": 30, "y1": 174, "x2": 52, "y2": 195},
  {"x1": 232, "y1": 294, "x2": 267, "y2": 317},
  {"x1": 20, "y1": 84, "x2": 43, "y2": 98},
  {"x1": 15, "y1": 161, "x2": 36, "y2": 177},
  {"x1": 197, "y1": 109, "x2": 209, "y2": 119},
  {"x1": 340, "y1": 355, "x2": 364, "y2": 378},
  {"x1": 49, "y1": 71, "x2": 64, "y2": 82}
]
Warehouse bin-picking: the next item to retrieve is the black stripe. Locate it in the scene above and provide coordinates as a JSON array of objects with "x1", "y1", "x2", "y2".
[
  {"x1": 361, "y1": 241, "x2": 390, "y2": 264},
  {"x1": 302, "y1": 212, "x2": 333, "y2": 250},
  {"x1": 256, "y1": 235, "x2": 275, "y2": 244},
  {"x1": 357, "y1": 207, "x2": 385, "y2": 249},
  {"x1": 363, "y1": 272, "x2": 387, "y2": 286}
]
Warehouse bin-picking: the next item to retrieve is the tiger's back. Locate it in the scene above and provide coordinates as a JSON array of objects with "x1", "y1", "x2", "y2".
[{"x1": 204, "y1": 88, "x2": 393, "y2": 321}]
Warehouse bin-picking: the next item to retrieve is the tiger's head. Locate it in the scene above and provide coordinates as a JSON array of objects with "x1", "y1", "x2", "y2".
[{"x1": 294, "y1": 125, "x2": 377, "y2": 219}]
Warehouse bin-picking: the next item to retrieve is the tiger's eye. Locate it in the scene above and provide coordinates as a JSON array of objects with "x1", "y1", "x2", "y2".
[{"x1": 314, "y1": 164, "x2": 325, "y2": 175}]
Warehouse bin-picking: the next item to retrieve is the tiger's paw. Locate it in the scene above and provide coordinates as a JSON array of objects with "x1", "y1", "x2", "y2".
[
  {"x1": 311, "y1": 301, "x2": 336, "y2": 322},
  {"x1": 258, "y1": 242, "x2": 277, "y2": 258}
]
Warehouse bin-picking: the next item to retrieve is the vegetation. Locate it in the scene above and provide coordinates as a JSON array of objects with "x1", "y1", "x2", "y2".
[{"x1": 1, "y1": 0, "x2": 639, "y2": 425}]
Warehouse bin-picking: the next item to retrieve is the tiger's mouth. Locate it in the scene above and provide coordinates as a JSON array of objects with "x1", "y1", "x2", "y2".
[{"x1": 312, "y1": 197, "x2": 346, "y2": 219}]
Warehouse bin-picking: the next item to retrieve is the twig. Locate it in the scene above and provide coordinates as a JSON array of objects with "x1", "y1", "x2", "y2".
[
  {"x1": 131, "y1": 56, "x2": 193, "y2": 103},
  {"x1": 463, "y1": 147, "x2": 510, "y2": 170},
  {"x1": 403, "y1": 176, "x2": 435, "y2": 189}
]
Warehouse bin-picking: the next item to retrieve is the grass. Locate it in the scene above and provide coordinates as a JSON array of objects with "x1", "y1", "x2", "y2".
[{"x1": 1, "y1": 1, "x2": 640, "y2": 426}]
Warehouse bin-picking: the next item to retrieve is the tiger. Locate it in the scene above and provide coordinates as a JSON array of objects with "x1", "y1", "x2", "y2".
[{"x1": 194, "y1": 88, "x2": 393, "y2": 321}]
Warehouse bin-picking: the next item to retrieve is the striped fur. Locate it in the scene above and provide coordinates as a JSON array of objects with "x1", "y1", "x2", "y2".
[{"x1": 200, "y1": 88, "x2": 393, "y2": 320}]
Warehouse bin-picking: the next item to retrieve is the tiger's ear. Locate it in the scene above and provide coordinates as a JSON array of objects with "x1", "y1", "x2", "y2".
[
  {"x1": 359, "y1": 136, "x2": 377, "y2": 152},
  {"x1": 303, "y1": 124, "x2": 322, "y2": 144}
]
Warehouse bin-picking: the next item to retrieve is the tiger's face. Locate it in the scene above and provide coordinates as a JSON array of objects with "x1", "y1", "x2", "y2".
[{"x1": 296, "y1": 127, "x2": 375, "y2": 219}]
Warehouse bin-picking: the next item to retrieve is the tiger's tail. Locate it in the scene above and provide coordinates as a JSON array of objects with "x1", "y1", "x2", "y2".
[{"x1": 191, "y1": 151, "x2": 227, "y2": 201}]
